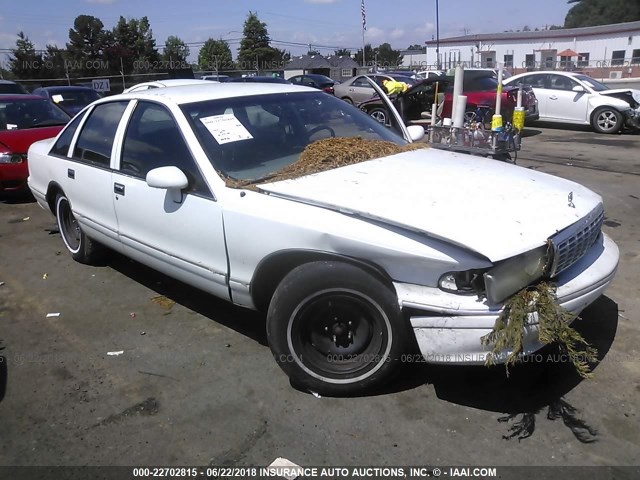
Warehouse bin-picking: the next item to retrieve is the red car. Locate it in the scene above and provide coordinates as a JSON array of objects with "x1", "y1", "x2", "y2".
[
  {"x1": 359, "y1": 72, "x2": 539, "y2": 126},
  {"x1": 0, "y1": 95, "x2": 70, "y2": 194}
]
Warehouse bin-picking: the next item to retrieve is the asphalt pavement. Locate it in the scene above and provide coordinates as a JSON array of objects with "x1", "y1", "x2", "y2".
[{"x1": 0, "y1": 124, "x2": 638, "y2": 469}]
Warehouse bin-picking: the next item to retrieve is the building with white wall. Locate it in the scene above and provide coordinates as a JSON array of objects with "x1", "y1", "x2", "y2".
[{"x1": 403, "y1": 21, "x2": 640, "y2": 79}]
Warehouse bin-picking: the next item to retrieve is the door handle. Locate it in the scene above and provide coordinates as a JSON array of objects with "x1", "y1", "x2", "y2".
[
  {"x1": 67, "y1": 168, "x2": 75, "y2": 179},
  {"x1": 114, "y1": 183, "x2": 125, "y2": 195},
  {"x1": 549, "y1": 95, "x2": 558, "y2": 100}
]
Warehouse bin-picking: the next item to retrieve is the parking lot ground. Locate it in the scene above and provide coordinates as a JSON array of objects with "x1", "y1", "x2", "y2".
[{"x1": 0, "y1": 125, "x2": 639, "y2": 468}]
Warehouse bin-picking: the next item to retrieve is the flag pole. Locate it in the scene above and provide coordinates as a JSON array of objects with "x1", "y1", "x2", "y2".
[{"x1": 361, "y1": 0, "x2": 366, "y2": 69}]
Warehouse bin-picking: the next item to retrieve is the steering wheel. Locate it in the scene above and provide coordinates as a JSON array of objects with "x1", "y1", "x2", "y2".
[{"x1": 306, "y1": 125, "x2": 336, "y2": 140}]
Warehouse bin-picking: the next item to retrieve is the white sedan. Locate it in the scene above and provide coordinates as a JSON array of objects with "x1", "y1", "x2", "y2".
[
  {"x1": 27, "y1": 82, "x2": 618, "y2": 395},
  {"x1": 504, "y1": 71, "x2": 640, "y2": 133},
  {"x1": 122, "y1": 78, "x2": 212, "y2": 93}
]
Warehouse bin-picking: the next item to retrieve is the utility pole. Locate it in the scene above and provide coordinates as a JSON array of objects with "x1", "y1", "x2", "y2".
[{"x1": 435, "y1": 0, "x2": 440, "y2": 69}]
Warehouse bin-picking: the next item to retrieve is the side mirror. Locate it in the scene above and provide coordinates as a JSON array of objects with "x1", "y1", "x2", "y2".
[
  {"x1": 572, "y1": 85, "x2": 585, "y2": 93},
  {"x1": 146, "y1": 166, "x2": 188, "y2": 203},
  {"x1": 407, "y1": 125, "x2": 426, "y2": 142}
]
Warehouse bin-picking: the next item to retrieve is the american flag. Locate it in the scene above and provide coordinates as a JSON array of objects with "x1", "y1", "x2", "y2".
[{"x1": 361, "y1": 0, "x2": 366, "y2": 31}]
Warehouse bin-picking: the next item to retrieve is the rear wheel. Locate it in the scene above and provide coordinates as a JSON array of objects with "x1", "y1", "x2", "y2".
[
  {"x1": 591, "y1": 107, "x2": 622, "y2": 134},
  {"x1": 55, "y1": 193, "x2": 104, "y2": 264},
  {"x1": 266, "y1": 261, "x2": 408, "y2": 396},
  {"x1": 341, "y1": 97, "x2": 353, "y2": 105},
  {"x1": 369, "y1": 107, "x2": 388, "y2": 125}
]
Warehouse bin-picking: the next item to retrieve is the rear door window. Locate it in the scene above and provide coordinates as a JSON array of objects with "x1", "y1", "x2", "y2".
[{"x1": 72, "y1": 101, "x2": 128, "y2": 167}]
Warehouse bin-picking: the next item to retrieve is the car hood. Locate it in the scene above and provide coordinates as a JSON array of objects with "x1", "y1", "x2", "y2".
[
  {"x1": 0, "y1": 126, "x2": 64, "y2": 154},
  {"x1": 600, "y1": 88, "x2": 640, "y2": 105},
  {"x1": 258, "y1": 148, "x2": 602, "y2": 262}
]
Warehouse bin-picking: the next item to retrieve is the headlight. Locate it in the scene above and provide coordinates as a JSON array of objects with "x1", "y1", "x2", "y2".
[
  {"x1": 0, "y1": 153, "x2": 25, "y2": 164},
  {"x1": 484, "y1": 244, "x2": 551, "y2": 305},
  {"x1": 439, "y1": 269, "x2": 487, "y2": 295}
]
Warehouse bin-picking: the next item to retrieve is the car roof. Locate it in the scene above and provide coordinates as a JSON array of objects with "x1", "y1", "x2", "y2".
[
  {"x1": 35, "y1": 85, "x2": 96, "y2": 91},
  {"x1": 504, "y1": 70, "x2": 582, "y2": 83},
  {"x1": 109, "y1": 82, "x2": 316, "y2": 105}
]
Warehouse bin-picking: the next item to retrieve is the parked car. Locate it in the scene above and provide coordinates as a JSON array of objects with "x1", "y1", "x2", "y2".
[
  {"x1": 32, "y1": 86, "x2": 101, "y2": 116},
  {"x1": 359, "y1": 72, "x2": 538, "y2": 126},
  {"x1": 287, "y1": 74, "x2": 338, "y2": 94},
  {"x1": 0, "y1": 95, "x2": 69, "y2": 194},
  {"x1": 415, "y1": 70, "x2": 446, "y2": 80},
  {"x1": 202, "y1": 74, "x2": 230, "y2": 82},
  {"x1": 0, "y1": 80, "x2": 28, "y2": 94},
  {"x1": 504, "y1": 71, "x2": 640, "y2": 134},
  {"x1": 451, "y1": 67, "x2": 513, "y2": 79},
  {"x1": 123, "y1": 79, "x2": 210, "y2": 93},
  {"x1": 27, "y1": 83, "x2": 618, "y2": 395},
  {"x1": 334, "y1": 74, "x2": 417, "y2": 105},
  {"x1": 228, "y1": 76, "x2": 290, "y2": 84}
]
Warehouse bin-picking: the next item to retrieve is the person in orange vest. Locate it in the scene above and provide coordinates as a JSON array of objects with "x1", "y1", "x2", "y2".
[{"x1": 382, "y1": 78, "x2": 408, "y2": 95}]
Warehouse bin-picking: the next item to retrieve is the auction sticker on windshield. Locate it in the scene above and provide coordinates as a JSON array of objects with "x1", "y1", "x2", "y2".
[{"x1": 200, "y1": 114, "x2": 253, "y2": 144}]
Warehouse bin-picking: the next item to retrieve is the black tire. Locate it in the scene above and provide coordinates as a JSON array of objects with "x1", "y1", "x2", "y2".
[
  {"x1": 369, "y1": 107, "x2": 388, "y2": 125},
  {"x1": 591, "y1": 107, "x2": 623, "y2": 134},
  {"x1": 266, "y1": 261, "x2": 408, "y2": 396},
  {"x1": 341, "y1": 97, "x2": 353, "y2": 105},
  {"x1": 55, "y1": 193, "x2": 104, "y2": 264}
]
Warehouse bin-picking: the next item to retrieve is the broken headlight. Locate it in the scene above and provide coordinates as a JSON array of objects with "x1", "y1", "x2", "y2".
[
  {"x1": 439, "y1": 269, "x2": 486, "y2": 295},
  {"x1": 484, "y1": 244, "x2": 551, "y2": 305}
]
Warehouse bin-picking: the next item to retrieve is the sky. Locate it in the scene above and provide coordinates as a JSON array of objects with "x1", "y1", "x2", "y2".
[{"x1": 0, "y1": 0, "x2": 574, "y2": 61}]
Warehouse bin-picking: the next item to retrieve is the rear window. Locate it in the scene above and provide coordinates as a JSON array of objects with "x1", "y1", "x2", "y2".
[{"x1": 464, "y1": 76, "x2": 499, "y2": 91}]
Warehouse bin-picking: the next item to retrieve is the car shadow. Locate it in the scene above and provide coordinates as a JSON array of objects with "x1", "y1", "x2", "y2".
[
  {"x1": 529, "y1": 121, "x2": 593, "y2": 133},
  {"x1": 521, "y1": 128, "x2": 542, "y2": 138},
  {"x1": 375, "y1": 295, "x2": 619, "y2": 441},
  {"x1": 0, "y1": 191, "x2": 35, "y2": 205},
  {"x1": 0, "y1": 340, "x2": 6, "y2": 404},
  {"x1": 103, "y1": 248, "x2": 619, "y2": 441},
  {"x1": 107, "y1": 252, "x2": 268, "y2": 346}
]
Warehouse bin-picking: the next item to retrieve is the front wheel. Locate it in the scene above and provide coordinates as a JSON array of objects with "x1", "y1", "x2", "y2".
[
  {"x1": 592, "y1": 107, "x2": 622, "y2": 134},
  {"x1": 55, "y1": 193, "x2": 104, "y2": 264},
  {"x1": 266, "y1": 261, "x2": 408, "y2": 396}
]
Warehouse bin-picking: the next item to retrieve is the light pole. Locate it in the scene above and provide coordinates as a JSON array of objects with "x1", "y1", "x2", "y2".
[{"x1": 435, "y1": 0, "x2": 440, "y2": 69}]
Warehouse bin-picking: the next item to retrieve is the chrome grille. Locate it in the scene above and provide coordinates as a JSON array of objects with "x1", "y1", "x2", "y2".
[{"x1": 548, "y1": 204, "x2": 604, "y2": 277}]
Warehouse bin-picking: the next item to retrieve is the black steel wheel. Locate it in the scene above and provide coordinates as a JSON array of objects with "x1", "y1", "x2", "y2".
[{"x1": 267, "y1": 261, "x2": 408, "y2": 395}]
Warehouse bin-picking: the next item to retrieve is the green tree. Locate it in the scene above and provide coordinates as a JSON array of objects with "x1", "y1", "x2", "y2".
[
  {"x1": 198, "y1": 39, "x2": 233, "y2": 71},
  {"x1": 307, "y1": 48, "x2": 321, "y2": 55},
  {"x1": 162, "y1": 35, "x2": 190, "y2": 63},
  {"x1": 43, "y1": 45, "x2": 67, "y2": 79},
  {"x1": 111, "y1": 16, "x2": 159, "y2": 74},
  {"x1": 354, "y1": 44, "x2": 375, "y2": 66},
  {"x1": 376, "y1": 42, "x2": 403, "y2": 68},
  {"x1": 66, "y1": 15, "x2": 112, "y2": 76},
  {"x1": 237, "y1": 12, "x2": 278, "y2": 71},
  {"x1": 8, "y1": 32, "x2": 43, "y2": 79},
  {"x1": 273, "y1": 48, "x2": 291, "y2": 67},
  {"x1": 564, "y1": 0, "x2": 640, "y2": 28},
  {"x1": 406, "y1": 44, "x2": 424, "y2": 52},
  {"x1": 334, "y1": 48, "x2": 351, "y2": 56}
]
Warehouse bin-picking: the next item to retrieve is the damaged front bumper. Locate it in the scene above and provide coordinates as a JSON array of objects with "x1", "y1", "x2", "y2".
[
  {"x1": 396, "y1": 232, "x2": 619, "y2": 364},
  {"x1": 624, "y1": 107, "x2": 640, "y2": 130}
]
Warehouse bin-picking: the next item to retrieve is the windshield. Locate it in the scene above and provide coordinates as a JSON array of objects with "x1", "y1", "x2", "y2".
[
  {"x1": 49, "y1": 89, "x2": 101, "y2": 107},
  {"x1": 573, "y1": 74, "x2": 609, "y2": 92},
  {"x1": 0, "y1": 98, "x2": 70, "y2": 130},
  {"x1": 181, "y1": 91, "x2": 406, "y2": 182}
]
